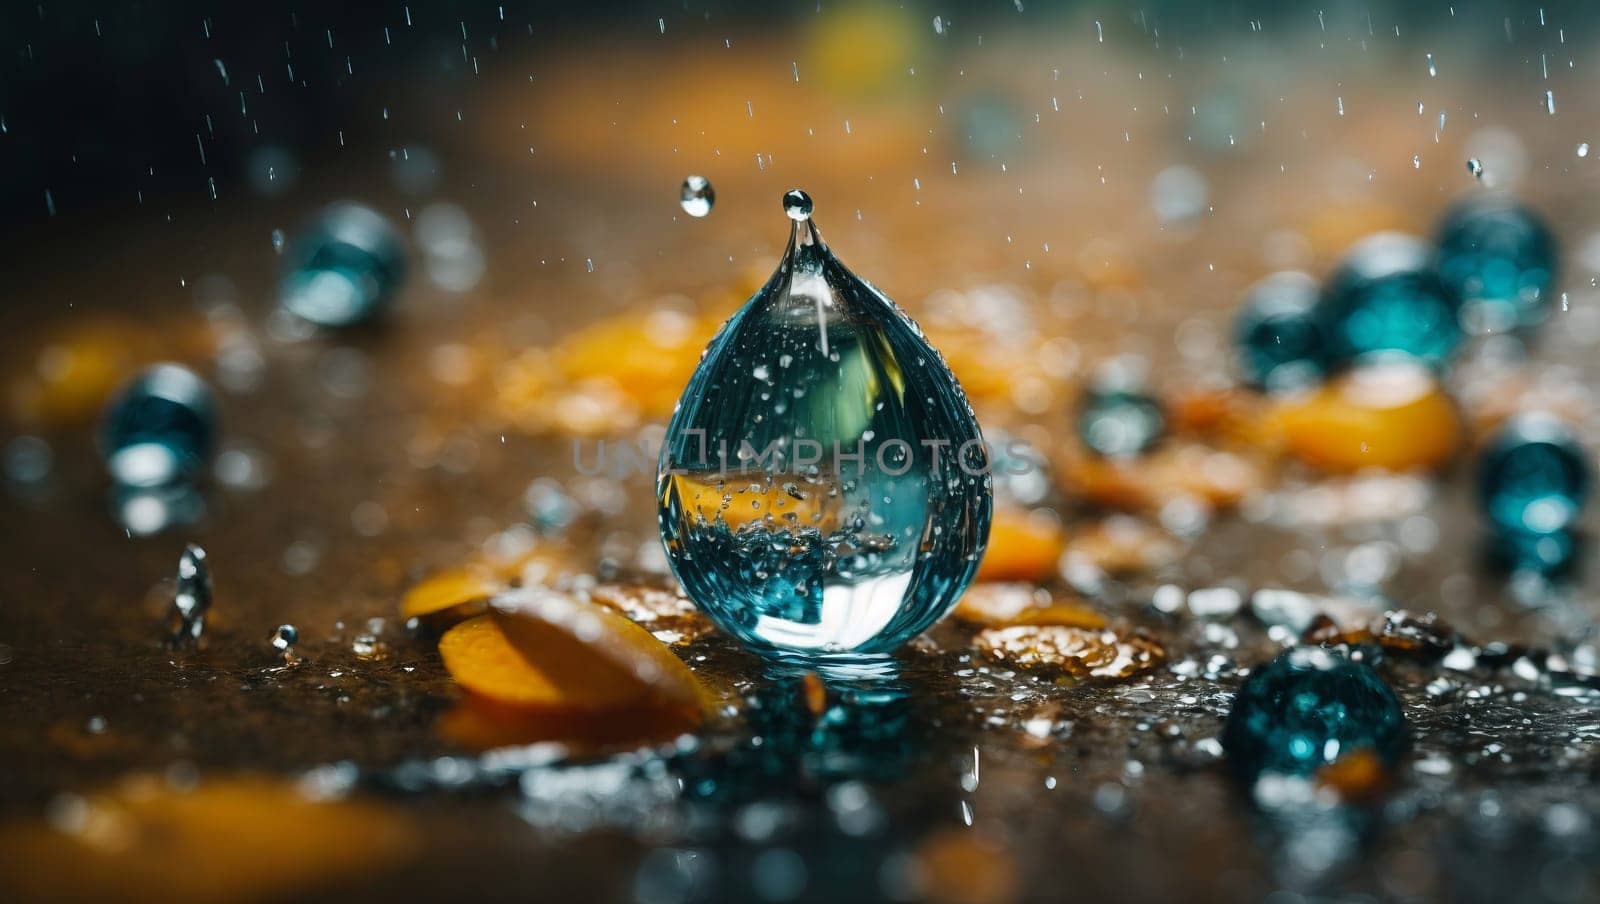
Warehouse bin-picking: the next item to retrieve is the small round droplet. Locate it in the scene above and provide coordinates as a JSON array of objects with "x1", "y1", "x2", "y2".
[
  {"x1": 1466, "y1": 158, "x2": 1484, "y2": 180},
  {"x1": 680, "y1": 175, "x2": 714, "y2": 218},
  {"x1": 270, "y1": 624, "x2": 299, "y2": 652},
  {"x1": 1579, "y1": 143, "x2": 1591, "y2": 159},
  {"x1": 782, "y1": 189, "x2": 813, "y2": 221}
]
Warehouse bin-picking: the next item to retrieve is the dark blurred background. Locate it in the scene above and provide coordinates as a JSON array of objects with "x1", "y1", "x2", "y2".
[{"x1": 3, "y1": 0, "x2": 1591, "y2": 230}]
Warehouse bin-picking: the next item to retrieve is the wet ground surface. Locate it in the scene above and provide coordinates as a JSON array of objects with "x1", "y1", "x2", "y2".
[{"x1": 3, "y1": 18, "x2": 1600, "y2": 903}]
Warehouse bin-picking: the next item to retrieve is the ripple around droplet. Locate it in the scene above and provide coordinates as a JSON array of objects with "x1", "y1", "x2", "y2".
[{"x1": 657, "y1": 191, "x2": 992, "y2": 663}]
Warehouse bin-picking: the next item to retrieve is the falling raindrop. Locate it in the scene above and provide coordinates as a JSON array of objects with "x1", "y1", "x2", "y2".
[
  {"x1": 1544, "y1": 90, "x2": 1556, "y2": 115},
  {"x1": 1466, "y1": 158, "x2": 1484, "y2": 180},
  {"x1": 657, "y1": 190, "x2": 993, "y2": 663},
  {"x1": 680, "y1": 175, "x2": 715, "y2": 218},
  {"x1": 1426, "y1": 52, "x2": 1437, "y2": 77},
  {"x1": 1579, "y1": 143, "x2": 1590, "y2": 158}
]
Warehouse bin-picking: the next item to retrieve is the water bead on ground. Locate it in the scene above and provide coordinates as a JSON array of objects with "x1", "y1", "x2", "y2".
[
  {"x1": 656, "y1": 190, "x2": 992, "y2": 664},
  {"x1": 1222, "y1": 647, "x2": 1407, "y2": 784}
]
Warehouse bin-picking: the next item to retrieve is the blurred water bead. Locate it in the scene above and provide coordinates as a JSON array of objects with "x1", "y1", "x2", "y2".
[
  {"x1": 99, "y1": 364, "x2": 218, "y2": 489},
  {"x1": 680, "y1": 175, "x2": 715, "y2": 218},
  {"x1": 1477, "y1": 413, "x2": 1590, "y2": 535},
  {"x1": 657, "y1": 190, "x2": 992, "y2": 663},
  {"x1": 245, "y1": 145, "x2": 299, "y2": 197},
  {"x1": 389, "y1": 145, "x2": 441, "y2": 195},
  {"x1": 524, "y1": 477, "x2": 578, "y2": 533},
  {"x1": 1233, "y1": 271, "x2": 1329, "y2": 392},
  {"x1": 1317, "y1": 233, "x2": 1463, "y2": 368},
  {"x1": 280, "y1": 203, "x2": 406, "y2": 327},
  {"x1": 956, "y1": 93, "x2": 1023, "y2": 159},
  {"x1": 1149, "y1": 165, "x2": 1208, "y2": 225},
  {"x1": 1222, "y1": 647, "x2": 1407, "y2": 783},
  {"x1": 1076, "y1": 370, "x2": 1164, "y2": 458},
  {"x1": 1489, "y1": 526, "x2": 1576, "y2": 577},
  {"x1": 415, "y1": 202, "x2": 486, "y2": 293},
  {"x1": 5, "y1": 435, "x2": 53, "y2": 486},
  {"x1": 112, "y1": 482, "x2": 205, "y2": 537},
  {"x1": 1435, "y1": 198, "x2": 1558, "y2": 330}
]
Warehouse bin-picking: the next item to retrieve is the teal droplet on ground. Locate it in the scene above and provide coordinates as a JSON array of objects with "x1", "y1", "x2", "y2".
[
  {"x1": 1318, "y1": 233, "x2": 1463, "y2": 368},
  {"x1": 1436, "y1": 197, "x2": 1558, "y2": 330},
  {"x1": 1222, "y1": 647, "x2": 1407, "y2": 783},
  {"x1": 656, "y1": 190, "x2": 992, "y2": 663},
  {"x1": 1477, "y1": 413, "x2": 1589, "y2": 535}
]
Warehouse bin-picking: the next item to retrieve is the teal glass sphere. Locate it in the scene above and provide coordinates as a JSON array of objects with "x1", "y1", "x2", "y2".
[
  {"x1": 1318, "y1": 233, "x2": 1463, "y2": 368},
  {"x1": 1435, "y1": 197, "x2": 1558, "y2": 330},
  {"x1": 1233, "y1": 271, "x2": 1329, "y2": 392},
  {"x1": 1223, "y1": 647, "x2": 1407, "y2": 782},
  {"x1": 1477, "y1": 413, "x2": 1590, "y2": 535}
]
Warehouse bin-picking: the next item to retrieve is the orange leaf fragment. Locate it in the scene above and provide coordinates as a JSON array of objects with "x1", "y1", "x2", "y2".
[
  {"x1": 400, "y1": 568, "x2": 503, "y2": 622},
  {"x1": 976, "y1": 508, "x2": 1066, "y2": 583},
  {"x1": 0, "y1": 776, "x2": 415, "y2": 904},
  {"x1": 436, "y1": 695, "x2": 700, "y2": 753},
  {"x1": 437, "y1": 615, "x2": 573, "y2": 708},
  {"x1": 952, "y1": 583, "x2": 1105, "y2": 629},
  {"x1": 491, "y1": 589, "x2": 712, "y2": 720},
  {"x1": 1267, "y1": 360, "x2": 1460, "y2": 473}
]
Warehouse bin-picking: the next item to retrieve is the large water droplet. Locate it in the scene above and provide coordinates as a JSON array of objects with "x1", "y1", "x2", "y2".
[
  {"x1": 657, "y1": 191, "x2": 993, "y2": 663},
  {"x1": 680, "y1": 175, "x2": 714, "y2": 218}
]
